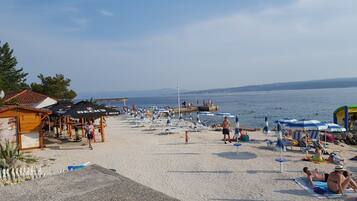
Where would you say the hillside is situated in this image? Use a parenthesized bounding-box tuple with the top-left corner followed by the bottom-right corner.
(187, 77, 357, 94)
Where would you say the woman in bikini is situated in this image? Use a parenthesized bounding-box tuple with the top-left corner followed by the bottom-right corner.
(327, 165, 357, 195)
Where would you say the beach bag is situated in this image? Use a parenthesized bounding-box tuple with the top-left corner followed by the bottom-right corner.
(241, 134, 249, 142)
(313, 187, 327, 195)
(325, 134, 335, 143)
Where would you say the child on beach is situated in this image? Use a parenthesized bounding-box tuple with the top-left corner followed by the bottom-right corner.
(222, 117, 231, 144)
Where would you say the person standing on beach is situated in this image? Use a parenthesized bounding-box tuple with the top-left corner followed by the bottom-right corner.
(222, 117, 231, 144)
(85, 121, 94, 150)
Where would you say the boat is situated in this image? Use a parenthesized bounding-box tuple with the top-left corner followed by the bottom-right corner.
(198, 111, 215, 116)
(215, 112, 235, 118)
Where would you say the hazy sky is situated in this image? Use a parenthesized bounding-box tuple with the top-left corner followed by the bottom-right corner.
(1, 0, 357, 92)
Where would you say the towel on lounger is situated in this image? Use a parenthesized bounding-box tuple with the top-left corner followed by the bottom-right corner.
(294, 177, 357, 199)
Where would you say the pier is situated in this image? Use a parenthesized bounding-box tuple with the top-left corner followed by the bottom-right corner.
(172, 105, 218, 114)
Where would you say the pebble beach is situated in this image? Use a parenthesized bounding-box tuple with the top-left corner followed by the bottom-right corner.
(25, 116, 357, 201)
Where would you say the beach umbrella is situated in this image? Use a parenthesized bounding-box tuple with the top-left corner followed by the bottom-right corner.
(105, 107, 120, 116)
(166, 116, 172, 126)
(263, 116, 269, 134)
(286, 120, 327, 158)
(189, 113, 193, 121)
(275, 122, 284, 150)
(179, 114, 183, 120)
(234, 115, 241, 141)
(47, 100, 74, 116)
(285, 119, 328, 131)
(322, 123, 346, 147)
(274, 121, 288, 173)
(196, 113, 201, 124)
(275, 118, 298, 126)
(325, 123, 346, 132)
(64, 101, 108, 119)
(233, 115, 242, 152)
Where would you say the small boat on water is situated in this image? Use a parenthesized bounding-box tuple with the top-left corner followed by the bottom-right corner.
(198, 111, 215, 116)
(215, 112, 235, 118)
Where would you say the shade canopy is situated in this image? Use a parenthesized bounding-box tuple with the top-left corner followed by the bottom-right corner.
(47, 100, 74, 116)
(275, 118, 298, 125)
(285, 119, 328, 130)
(326, 123, 347, 132)
(64, 101, 119, 119)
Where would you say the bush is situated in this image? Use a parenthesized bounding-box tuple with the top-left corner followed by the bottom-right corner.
(0, 140, 22, 169)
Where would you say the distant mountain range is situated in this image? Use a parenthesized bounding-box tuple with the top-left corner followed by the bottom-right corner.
(78, 77, 357, 98)
(78, 88, 187, 99)
(186, 77, 357, 94)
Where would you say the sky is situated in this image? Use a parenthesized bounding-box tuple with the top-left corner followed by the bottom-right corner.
(1, 0, 357, 93)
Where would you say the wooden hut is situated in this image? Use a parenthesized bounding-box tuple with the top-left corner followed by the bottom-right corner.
(0, 105, 51, 150)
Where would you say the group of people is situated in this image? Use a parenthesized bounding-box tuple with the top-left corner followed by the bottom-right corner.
(221, 116, 246, 144)
(303, 165, 357, 195)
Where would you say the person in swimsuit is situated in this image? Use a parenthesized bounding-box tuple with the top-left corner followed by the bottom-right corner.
(222, 116, 231, 144)
(85, 121, 94, 150)
(327, 165, 357, 195)
(303, 167, 329, 187)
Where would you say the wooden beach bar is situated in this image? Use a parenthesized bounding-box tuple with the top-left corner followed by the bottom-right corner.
(48, 101, 119, 142)
(0, 105, 51, 150)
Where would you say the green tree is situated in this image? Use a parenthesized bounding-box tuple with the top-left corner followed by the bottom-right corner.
(31, 74, 77, 100)
(0, 41, 28, 92)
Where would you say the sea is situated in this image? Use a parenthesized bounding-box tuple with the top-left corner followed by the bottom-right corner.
(106, 87, 357, 128)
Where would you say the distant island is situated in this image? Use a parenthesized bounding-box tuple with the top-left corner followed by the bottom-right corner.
(186, 77, 357, 94)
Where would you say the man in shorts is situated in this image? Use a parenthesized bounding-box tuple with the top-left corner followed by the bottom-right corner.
(222, 116, 231, 144)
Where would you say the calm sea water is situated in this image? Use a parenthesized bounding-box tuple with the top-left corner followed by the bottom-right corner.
(108, 87, 357, 128)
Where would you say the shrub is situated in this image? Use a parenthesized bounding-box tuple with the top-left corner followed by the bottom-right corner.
(0, 140, 22, 169)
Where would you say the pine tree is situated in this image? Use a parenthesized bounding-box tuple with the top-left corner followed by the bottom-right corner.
(0, 41, 28, 92)
(31, 74, 77, 100)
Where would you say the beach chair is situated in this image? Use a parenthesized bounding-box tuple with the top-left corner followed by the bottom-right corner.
(282, 130, 302, 150)
(298, 131, 321, 154)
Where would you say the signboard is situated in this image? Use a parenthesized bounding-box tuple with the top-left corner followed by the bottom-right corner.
(0, 117, 17, 143)
(21, 132, 40, 149)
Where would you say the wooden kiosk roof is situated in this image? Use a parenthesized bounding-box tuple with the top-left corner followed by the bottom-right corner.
(0, 105, 51, 114)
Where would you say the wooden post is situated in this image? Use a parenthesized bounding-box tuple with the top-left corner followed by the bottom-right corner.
(59, 117, 63, 135)
(81, 118, 85, 138)
(48, 116, 51, 134)
(39, 130, 44, 149)
(68, 117, 72, 139)
(16, 116, 23, 150)
(185, 131, 189, 144)
(100, 116, 105, 142)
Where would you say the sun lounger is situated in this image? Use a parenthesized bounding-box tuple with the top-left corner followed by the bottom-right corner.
(294, 177, 357, 199)
(281, 130, 302, 150)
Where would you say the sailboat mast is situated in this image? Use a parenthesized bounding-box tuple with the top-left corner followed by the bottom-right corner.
(177, 83, 181, 118)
